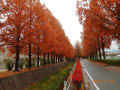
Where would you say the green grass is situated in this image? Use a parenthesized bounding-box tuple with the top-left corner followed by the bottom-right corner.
(106, 59, 120, 61)
(28, 62, 74, 90)
(91, 59, 120, 66)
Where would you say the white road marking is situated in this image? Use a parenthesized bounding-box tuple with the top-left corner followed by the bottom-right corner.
(82, 63, 100, 90)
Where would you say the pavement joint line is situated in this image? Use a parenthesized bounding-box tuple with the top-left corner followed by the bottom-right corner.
(81, 63, 100, 90)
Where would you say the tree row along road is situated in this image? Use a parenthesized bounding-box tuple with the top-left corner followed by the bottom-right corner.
(81, 59, 120, 90)
(0, 0, 75, 71)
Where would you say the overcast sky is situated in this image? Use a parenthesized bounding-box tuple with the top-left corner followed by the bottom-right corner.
(40, 0, 119, 50)
(40, 0, 83, 45)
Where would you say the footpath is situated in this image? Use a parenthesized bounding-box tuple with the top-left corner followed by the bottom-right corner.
(63, 60, 86, 90)
(63, 61, 76, 90)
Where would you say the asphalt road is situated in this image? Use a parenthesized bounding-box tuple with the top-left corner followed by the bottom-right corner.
(81, 59, 120, 90)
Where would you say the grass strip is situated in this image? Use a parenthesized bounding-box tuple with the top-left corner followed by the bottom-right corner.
(91, 59, 120, 66)
(28, 62, 74, 90)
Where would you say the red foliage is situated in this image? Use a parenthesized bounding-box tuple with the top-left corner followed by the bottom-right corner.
(72, 60, 83, 83)
(0, 0, 75, 71)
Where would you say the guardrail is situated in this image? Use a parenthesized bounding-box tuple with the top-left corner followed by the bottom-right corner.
(63, 63, 76, 90)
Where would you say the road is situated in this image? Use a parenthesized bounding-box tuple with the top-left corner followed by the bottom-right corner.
(81, 59, 120, 90)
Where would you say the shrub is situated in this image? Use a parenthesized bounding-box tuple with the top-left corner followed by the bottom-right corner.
(4, 59, 14, 71)
(40, 59, 44, 66)
(91, 59, 120, 66)
(19, 58, 25, 69)
(28, 62, 74, 90)
(25, 58, 37, 68)
(25, 62, 29, 68)
(31, 59, 36, 67)
(24, 58, 29, 68)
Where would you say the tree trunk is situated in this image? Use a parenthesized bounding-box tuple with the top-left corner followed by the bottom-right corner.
(102, 37, 106, 59)
(58, 56, 60, 62)
(98, 48, 102, 60)
(28, 44, 32, 69)
(97, 39, 102, 60)
(57, 56, 59, 63)
(56, 56, 58, 62)
(15, 47, 20, 71)
(51, 53, 53, 64)
(37, 46, 40, 67)
(48, 53, 50, 64)
(95, 49, 98, 60)
(43, 53, 46, 65)
(55, 55, 57, 63)
(54, 53, 55, 63)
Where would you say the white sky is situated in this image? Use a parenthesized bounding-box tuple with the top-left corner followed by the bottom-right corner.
(40, 0, 83, 45)
(40, 0, 119, 50)
(110, 41, 119, 50)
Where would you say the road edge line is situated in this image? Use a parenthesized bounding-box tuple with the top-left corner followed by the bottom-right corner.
(82, 63, 100, 90)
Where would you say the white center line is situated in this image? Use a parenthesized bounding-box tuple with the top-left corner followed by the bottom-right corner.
(82, 63, 100, 90)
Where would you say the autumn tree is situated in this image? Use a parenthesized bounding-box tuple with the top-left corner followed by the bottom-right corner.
(75, 41, 81, 58)
(0, 0, 75, 71)
(0, 0, 32, 71)
(76, 0, 119, 60)
(25, 0, 46, 68)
